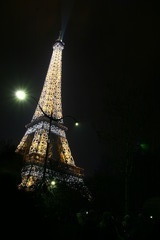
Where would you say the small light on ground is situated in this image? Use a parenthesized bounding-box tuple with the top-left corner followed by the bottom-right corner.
(51, 180, 56, 186)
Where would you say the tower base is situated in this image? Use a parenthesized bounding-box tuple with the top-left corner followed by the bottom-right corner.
(18, 164, 91, 201)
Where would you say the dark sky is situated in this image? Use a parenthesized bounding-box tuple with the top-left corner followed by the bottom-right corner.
(0, 0, 160, 176)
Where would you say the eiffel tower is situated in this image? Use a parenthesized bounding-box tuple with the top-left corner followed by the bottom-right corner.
(16, 33, 90, 199)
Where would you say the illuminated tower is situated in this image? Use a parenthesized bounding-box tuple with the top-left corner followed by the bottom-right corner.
(16, 34, 88, 197)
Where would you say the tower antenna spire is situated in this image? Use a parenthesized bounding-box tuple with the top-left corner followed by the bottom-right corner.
(57, 30, 63, 42)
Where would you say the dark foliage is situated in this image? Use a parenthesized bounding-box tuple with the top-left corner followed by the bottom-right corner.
(0, 141, 160, 239)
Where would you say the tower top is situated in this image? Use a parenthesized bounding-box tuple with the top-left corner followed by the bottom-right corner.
(55, 30, 65, 46)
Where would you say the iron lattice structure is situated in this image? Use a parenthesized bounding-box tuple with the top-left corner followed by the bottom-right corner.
(16, 36, 90, 198)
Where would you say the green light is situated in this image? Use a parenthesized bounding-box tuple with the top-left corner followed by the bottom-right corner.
(140, 143, 149, 151)
(15, 90, 27, 100)
(75, 122, 79, 126)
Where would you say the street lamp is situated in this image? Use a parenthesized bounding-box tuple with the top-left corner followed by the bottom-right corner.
(15, 90, 79, 126)
(53, 115, 79, 127)
(15, 90, 27, 101)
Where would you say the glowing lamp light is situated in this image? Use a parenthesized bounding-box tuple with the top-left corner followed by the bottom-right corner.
(15, 90, 27, 100)
(75, 122, 79, 126)
(51, 180, 56, 186)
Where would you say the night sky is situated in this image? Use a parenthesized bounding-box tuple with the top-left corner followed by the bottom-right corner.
(0, 0, 160, 177)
